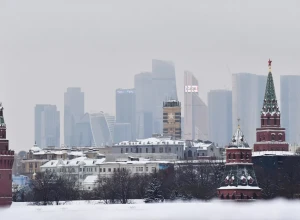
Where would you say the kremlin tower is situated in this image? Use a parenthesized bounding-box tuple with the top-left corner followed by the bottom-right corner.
(217, 121, 261, 200)
(0, 103, 14, 206)
(253, 59, 289, 152)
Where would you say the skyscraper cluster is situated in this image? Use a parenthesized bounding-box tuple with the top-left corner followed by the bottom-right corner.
(33, 59, 300, 149)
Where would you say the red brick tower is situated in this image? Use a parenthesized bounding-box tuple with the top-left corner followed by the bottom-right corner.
(0, 103, 14, 206)
(217, 121, 261, 200)
(253, 59, 289, 151)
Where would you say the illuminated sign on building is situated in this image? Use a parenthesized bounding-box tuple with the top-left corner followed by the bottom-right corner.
(184, 85, 198, 93)
(116, 89, 134, 94)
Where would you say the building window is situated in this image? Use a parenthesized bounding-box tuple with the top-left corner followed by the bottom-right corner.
(121, 148, 123, 153)
(261, 119, 264, 126)
(152, 167, 156, 172)
(267, 117, 270, 125)
(100, 168, 102, 172)
(126, 148, 128, 153)
(146, 148, 148, 153)
(136, 167, 139, 172)
(152, 148, 155, 153)
(271, 134, 275, 141)
(240, 152, 244, 159)
(146, 167, 148, 172)
(108, 168, 111, 172)
(233, 154, 236, 159)
(103, 168, 106, 172)
(114, 168, 116, 172)
(228, 153, 231, 159)
(274, 117, 277, 125)
(159, 147, 163, 153)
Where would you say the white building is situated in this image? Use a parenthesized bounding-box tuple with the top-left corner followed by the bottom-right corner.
(40, 156, 172, 190)
(112, 137, 185, 160)
(184, 140, 224, 160)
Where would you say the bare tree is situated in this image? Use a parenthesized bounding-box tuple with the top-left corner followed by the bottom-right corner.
(30, 170, 57, 205)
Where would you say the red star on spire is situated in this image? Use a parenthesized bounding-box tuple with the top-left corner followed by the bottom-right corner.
(268, 59, 272, 67)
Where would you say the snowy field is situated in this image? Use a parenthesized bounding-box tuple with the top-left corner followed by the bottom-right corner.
(1, 199, 300, 220)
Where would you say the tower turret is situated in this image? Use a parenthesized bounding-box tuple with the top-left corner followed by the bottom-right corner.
(0, 103, 14, 206)
(217, 120, 261, 200)
(254, 60, 289, 151)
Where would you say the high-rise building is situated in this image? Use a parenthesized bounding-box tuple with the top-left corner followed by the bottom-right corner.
(280, 75, 300, 144)
(89, 112, 115, 147)
(113, 123, 132, 143)
(184, 71, 208, 140)
(208, 90, 232, 146)
(0, 103, 14, 206)
(254, 59, 288, 151)
(135, 72, 154, 139)
(163, 100, 181, 139)
(35, 104, 60, 148)
(232, 73, 267, 147)
(73, 113, 94, 147)
(64, 87, 84, 147)
(116, 88, 136, 140)
(152, 59, 178, 134)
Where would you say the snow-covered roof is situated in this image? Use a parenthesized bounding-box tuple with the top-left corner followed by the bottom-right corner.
(40, 157, 106, 168)
(218, 186, 261, 190)
(252, 151, 295, 157)
(30, 146, 42, 153)
(83, 175, 98, 184)
(68, 151, 85, 156)
(103, 160, 170, 165)
(114, 137, 185, 146)
(228, 126, 249, 148)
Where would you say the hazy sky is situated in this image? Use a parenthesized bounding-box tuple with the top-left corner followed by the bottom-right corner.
(1, 0, 300, 151)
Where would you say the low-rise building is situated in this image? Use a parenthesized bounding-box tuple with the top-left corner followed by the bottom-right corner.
(184, 140, 224, 160)
(40, 156, 173, 190)
(112, 137, 185, 160)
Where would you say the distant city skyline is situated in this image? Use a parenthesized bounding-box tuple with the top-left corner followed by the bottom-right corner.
(2, 1, 300, 151)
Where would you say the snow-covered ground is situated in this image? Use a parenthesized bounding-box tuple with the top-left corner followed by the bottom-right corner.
(1, 199, 299, 220)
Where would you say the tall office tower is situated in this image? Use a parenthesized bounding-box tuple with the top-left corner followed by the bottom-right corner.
(163, 100, 181, 139)
(73, 113, 94, 147)
(208, 90, 232, 146)
(89, 112, 115, 146)
(64, 87, 84, 147)
(115, 88, 136, 140)
(232, 73, 267, 147)
(35, 104, 60, 148)
(281, 75, 300, 144)
(184, 71, 208, 140)
(135, 72, 154, 139)
(113, 123, 132, 143)
(152, 59, 178, 134)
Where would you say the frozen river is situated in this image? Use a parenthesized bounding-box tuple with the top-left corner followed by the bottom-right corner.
(0, 199, 299, 220)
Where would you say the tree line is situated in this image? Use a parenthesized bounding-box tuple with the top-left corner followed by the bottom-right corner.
(13, 158, 300, 205)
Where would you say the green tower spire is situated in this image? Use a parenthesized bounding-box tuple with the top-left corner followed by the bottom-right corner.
(262, 59, 279, 113)
(0, 103, 5, 126)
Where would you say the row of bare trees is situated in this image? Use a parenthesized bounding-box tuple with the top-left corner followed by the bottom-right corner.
(255, 157, 300, 199)
(13, 158, 300, 205)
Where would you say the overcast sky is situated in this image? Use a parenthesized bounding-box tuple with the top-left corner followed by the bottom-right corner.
(1, 0, 300, 151)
